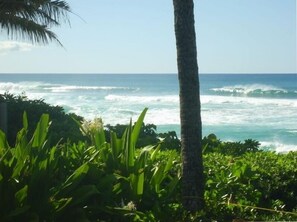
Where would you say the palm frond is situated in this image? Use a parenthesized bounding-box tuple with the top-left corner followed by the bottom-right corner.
(1, 13, 62, 46)
(0, 0, 70, 45)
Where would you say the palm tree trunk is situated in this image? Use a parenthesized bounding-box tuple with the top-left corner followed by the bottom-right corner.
(173, 0, 204, 211)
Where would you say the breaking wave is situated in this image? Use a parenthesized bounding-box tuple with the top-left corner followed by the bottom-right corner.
(210, 84, 297, 98)
(0, 82, 137, 94)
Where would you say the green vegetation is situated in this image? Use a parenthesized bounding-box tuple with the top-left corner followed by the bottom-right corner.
(0, 109, 180, 221)
(0, 0, 71, 45)
(0, 94, 297, 221)
(0, 93, 85, 146)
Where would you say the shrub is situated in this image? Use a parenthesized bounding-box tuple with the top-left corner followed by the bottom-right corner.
(202, 133, 260, 156)
(203, 151, 297, 221)
(0, 93, 85, 146)
(0, 109, 181, 221)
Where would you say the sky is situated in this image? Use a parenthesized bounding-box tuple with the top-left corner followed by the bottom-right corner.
(0, 0, 296, 74)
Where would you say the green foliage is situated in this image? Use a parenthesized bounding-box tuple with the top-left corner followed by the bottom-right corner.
(1, 93, 181, 151)
(0, 112, 68, 221)
(0, 108, 181, 221)
(0, 93, 85, 146)
(105, 123, 181, 150)
(203, 133, 261, 156)
(203, 151, 297, 221)
(0, 0, 71, 45)
(76, 108, 182, 221)
(158, 131, 181, 150)
(1, 99, 296, 221)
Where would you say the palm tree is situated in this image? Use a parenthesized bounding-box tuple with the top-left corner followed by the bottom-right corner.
(0, 0, 71, 143)
(0, 0, 70, 45)
(173, 0, 204, 211)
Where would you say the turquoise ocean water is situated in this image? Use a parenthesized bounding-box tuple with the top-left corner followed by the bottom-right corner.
(0, 74, 296, 152)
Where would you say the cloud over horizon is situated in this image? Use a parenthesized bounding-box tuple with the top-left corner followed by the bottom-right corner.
(0, 41, 34, 55)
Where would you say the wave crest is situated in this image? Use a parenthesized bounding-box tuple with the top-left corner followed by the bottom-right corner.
(210, 84, 296, 98)
(0, 82, 137, 93)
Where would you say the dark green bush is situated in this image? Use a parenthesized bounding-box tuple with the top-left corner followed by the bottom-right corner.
(105, 123, 181, 150)
(203, 133, 260, 156)
(0, 93, 85, 146)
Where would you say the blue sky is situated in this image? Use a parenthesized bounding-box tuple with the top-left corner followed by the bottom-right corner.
(0, 0, 296, 74)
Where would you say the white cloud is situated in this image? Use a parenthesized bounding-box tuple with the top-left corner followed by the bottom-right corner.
(0, 41, 34, 55)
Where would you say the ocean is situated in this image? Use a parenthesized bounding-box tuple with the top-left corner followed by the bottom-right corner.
(0, 73, 296, 152)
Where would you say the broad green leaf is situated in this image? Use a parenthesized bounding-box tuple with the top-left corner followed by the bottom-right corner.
(15, 128, 28, 156)
(131, 108, 148, 146)
(167, 176, 180, 195)
(151, 164, 166, 193)
(93, 129, 106, 149)
(134, 147, 149, 171)
(0, 130, 9, 151)
(32, 114, 50, 148)
(22, 111, 28, 130)
(61, 163, 89, 191)
(150, 144, 161, 161)
(136, 172, 144, 195)
(15, 185, 28, 204)
(110, 131, 122, 160)
(72, 117, 88, 136)
(164, 151, 175, 173)
(125, 122, 134, 169)
(12, 160, 25, 178)
(68, 163, 89, 182)
(49, 146, 57, 163)
(52, 198, 72, 212)
(98, 129, 106, 146)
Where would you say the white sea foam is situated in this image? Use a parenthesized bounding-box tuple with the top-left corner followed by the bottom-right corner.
(260, 141, 297, 153)
(0, 82, 136, 94)
(25, 92, 296, 128)
(145, 108, 180, 125)
(0, 82, 42, 94)
(201, 95, 297, 107)
(1, 77, 296, 152)
(44, 85, 134, 93)
(105, 94, 179, 104)
(211, 84, 287, 93)
(287, 130, 297, 134)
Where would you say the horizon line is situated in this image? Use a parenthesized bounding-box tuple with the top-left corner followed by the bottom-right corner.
(1, 72, 296, 75)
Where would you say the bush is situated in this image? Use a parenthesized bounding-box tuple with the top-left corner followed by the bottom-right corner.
(203, 151, 297, 221)
(105, 123, 181, 150)
(0, 93, 85, 146)
(1, 94, 296, 221)
(0, 109, 181, 221)
(202, 133, 260, 156)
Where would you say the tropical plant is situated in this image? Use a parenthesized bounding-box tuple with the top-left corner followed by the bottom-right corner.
(0, 108, 182, 221)
(173, 0, 204, 211)
(0, 0, 71, 45)
(202, 133, 261, 156)
(0, 93, 85, 146)
(203, 151, 297, 221)
(0, 112, 72, 221)
(105, 123, 181, 150)
(77, 108, 182, 221)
